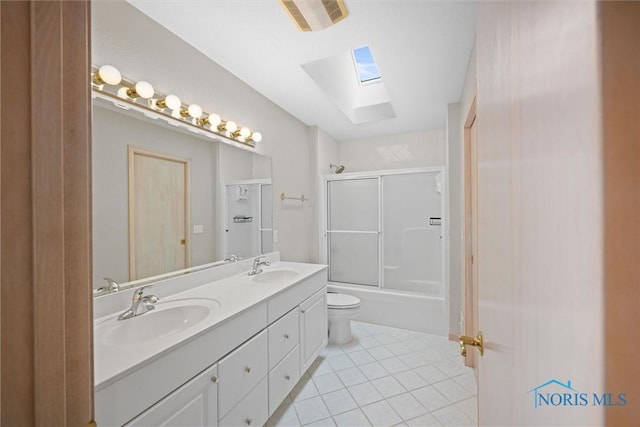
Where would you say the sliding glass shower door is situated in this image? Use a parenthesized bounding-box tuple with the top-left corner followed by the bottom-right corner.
(325, 170, 444, 297)
(327, 178, 379, 286)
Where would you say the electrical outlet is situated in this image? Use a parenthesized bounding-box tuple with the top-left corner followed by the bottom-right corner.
(193, 225, 204, 234)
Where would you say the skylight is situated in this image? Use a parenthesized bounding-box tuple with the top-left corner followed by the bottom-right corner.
(352, 45, 382, 84)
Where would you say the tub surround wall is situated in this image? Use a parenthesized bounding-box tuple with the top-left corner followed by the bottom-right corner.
(339, 129, 446, 173)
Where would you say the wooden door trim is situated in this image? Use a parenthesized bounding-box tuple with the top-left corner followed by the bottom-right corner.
(1, 1, 93, 424)
(463, 95, 477, 368)
(128, 146, 192, 279)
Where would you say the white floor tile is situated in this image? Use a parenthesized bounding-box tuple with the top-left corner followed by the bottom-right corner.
(433, 359, 470, 378)
(347, 381, 384, 406)
(358, 361, 389, 380)
(405, 412, 442, 427)
(386, 392, 429, 421)
(432, 379, 473, 403)
(268, 399, 301, 427)
(417, 349, 448, 364)
(452, 371, 477, 394)
(321, 345, 346, 358)
(348, 349, 376, 366)
(308, 357, 334, 378)
(393, 370, 429, 391)
(455, 396, 477, 423)
(358, 335, 383, 349)
(403, 338, 429, 352)
(361, 400, 403, 427)
(335, 366, 368, 387)
(410, 385, 451, 412)
(327, 354, 356, 372)
(333, 408, 372, 427)
(313, 372, 345, 394)
(294, 396, 331, 425)
(340, 340, 365, 353)
(374, 333, 400, 345)
(431, 404, 475, 427)
(378, 357, 411, 375)
(397, 352, 428, 369)
(367, 346, 395, 361)
(290, 377, 320, 402)
(321, 388, 358, 416)
(370, 375, 407, 399)
(386, 342, 412, 356)
(414, 365, 448, 384)
(303, 417, 336, 426)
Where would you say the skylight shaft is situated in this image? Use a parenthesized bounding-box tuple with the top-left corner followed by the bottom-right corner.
(352, 45, 382, 84)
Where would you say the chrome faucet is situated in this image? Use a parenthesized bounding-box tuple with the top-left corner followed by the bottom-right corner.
(94, 277, 120, 296)
(118, 285, 159, 320)
(224, 254, 240, 263)
(248, 256, 270, 276)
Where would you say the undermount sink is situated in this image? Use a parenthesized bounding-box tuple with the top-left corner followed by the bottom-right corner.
(97, 298, 221, 347)
(250, 269, 298, 284)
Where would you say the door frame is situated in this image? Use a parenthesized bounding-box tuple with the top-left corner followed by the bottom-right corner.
(463, 96, 477, 368)
(128, 146, 191, 280)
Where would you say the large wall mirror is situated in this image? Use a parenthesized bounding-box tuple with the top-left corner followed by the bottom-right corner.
(92, 98, 272, 294)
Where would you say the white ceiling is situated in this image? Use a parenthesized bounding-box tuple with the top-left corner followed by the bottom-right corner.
(128, 0, 476, 142)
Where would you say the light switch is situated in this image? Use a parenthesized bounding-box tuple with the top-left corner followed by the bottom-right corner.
(273, 230, 278, 243)
(193, 225, 204, 234)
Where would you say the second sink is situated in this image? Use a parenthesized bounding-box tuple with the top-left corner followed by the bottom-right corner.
(250, 269, 298, 284)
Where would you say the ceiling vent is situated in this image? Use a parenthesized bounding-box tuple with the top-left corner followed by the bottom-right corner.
(279, 0, 349, 32)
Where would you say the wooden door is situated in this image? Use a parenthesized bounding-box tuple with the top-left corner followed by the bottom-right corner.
(129, 147, 190, 280)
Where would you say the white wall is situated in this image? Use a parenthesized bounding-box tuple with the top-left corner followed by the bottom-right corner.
(339, 129, 446, 173)
(447, 45, 476, 336)
(93, 1, 314, 263)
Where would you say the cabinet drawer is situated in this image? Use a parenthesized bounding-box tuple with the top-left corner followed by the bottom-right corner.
(218, 330, 268, 418)
(268, 346, 300, 416)
(219, 377, 268, 427)
(268, 308, 299, 369)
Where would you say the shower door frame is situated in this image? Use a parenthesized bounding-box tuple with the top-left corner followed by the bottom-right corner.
(320, 167, 447, 297)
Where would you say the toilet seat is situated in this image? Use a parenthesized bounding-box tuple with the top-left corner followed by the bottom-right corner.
(327, 293, 360, 309)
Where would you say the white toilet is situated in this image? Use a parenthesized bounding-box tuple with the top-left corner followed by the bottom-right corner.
(327, 293, 361, 344)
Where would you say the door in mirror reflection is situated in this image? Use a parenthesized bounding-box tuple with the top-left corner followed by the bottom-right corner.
(129, 147, 190, 279)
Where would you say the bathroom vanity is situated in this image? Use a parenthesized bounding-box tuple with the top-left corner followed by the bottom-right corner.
(93, 256, 327, 426)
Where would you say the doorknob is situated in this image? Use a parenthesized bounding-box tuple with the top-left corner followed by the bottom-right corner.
(459, 331, 483, 357)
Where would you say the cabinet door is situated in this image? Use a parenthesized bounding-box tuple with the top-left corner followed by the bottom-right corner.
(299, 288, 328, 373)
(125, 364, 218, 427)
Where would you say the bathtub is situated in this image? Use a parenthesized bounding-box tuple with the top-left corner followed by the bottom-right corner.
(327, 284, 447, 336)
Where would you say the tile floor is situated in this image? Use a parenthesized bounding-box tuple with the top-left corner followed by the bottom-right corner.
(267, 321, 477, 427)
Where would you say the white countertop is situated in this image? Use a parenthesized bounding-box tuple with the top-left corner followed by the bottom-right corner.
(94, 261, 327, 390)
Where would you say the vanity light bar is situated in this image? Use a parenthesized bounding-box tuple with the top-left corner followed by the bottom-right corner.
(90, 65, 262, 148)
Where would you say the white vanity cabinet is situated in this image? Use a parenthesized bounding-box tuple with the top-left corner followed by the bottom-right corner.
(95, 263, 327, 427)
(300, 288, 328, 373)
(125, 364, 218, 427)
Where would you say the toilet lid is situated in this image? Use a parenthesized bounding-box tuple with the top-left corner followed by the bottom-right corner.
(327, 293, 360, 309)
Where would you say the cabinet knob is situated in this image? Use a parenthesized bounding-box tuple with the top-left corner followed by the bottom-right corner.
(245, 418, 252, 425)
(245, 366, 251, 373)
(285, 374, 290, 380)
(210, 376, 218, 383)
(284, 333, 289, 339)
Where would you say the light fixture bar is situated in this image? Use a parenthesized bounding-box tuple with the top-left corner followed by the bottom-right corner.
(90, 66, 262, 148)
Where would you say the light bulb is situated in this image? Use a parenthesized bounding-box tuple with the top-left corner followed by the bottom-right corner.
(126, 81, 154, 99)
(250, 132, 262, 143)
(207, 113, 221, 127)
(135, 81, 154, 99)
(239, 127, 251, 138)
(156, 94, 181, 110)
(93, 65, 121, 86)
(188, 104, 203, 118)
(225, 121, 238, 133)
